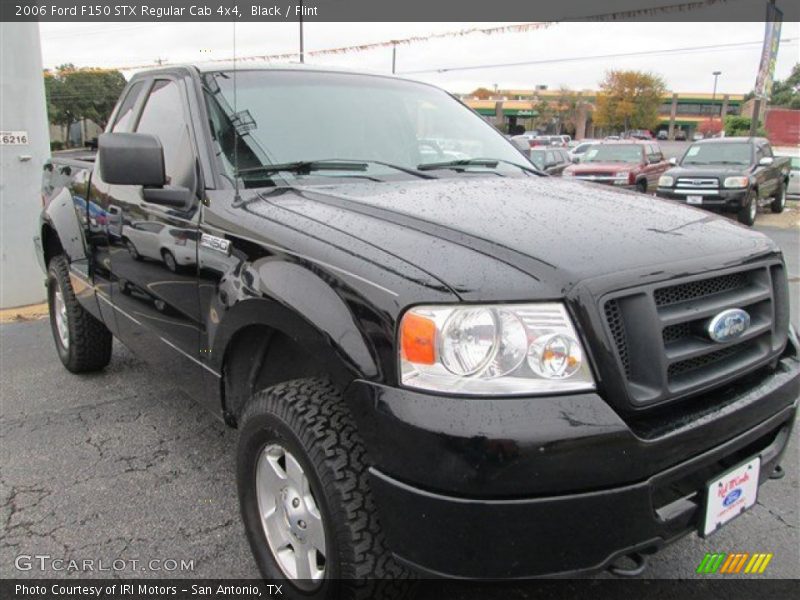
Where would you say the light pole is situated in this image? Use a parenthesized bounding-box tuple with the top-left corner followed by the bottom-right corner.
(299, 0, 304, 63)
(712, 71, 722, 133)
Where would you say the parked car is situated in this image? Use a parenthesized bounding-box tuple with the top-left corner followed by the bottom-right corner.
(529, 147, 571, 175)
(674, 130, 687, 141)
(567, 140, 598, 163)
(562, 140, 671, 193)
(656, 137, 791, 226)
(121, 221, 196, 272)
(776, 150, 799, 197)
(625, 129, 653, 140)
(35, 64, 798, 596)
(692, 132, 704, 141)
(604, 135, 620, 141)
(657, 130, 669, 140)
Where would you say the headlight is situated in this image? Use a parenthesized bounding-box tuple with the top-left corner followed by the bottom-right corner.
(613, 171, 632, 185)
(658, 175, 674, 187)
(724, 176, 749, 188)
(399, 303, 595, 395)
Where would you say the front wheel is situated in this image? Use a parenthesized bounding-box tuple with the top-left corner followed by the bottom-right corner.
(162, 249, 177, 273)
(771, 181, 786, 213)
(237, 379, 412, 600)
(636, 179, 647, 194)
(737, 189, 758, 226)
(47, 255, 113, 372)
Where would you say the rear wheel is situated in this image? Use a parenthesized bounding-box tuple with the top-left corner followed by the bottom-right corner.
(771, 181, 786, 214)
(237, 378, 413, 599)
(636, 179, 647, 194)
(737, 189, 758, 226)
(162, 249, 177, 272)
(125, 239, 141, 260)
(47, 255, 112, 373)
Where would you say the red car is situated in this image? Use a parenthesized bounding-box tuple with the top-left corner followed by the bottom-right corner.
(562, 141, 670, 193)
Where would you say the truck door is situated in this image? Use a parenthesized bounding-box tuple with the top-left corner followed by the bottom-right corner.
(103, 76, 206, 401)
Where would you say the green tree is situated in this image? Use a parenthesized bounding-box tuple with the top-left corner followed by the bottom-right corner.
(43, 64, 127, 146)
(595, 70, 667, 133)
(769, 63, 800, 109)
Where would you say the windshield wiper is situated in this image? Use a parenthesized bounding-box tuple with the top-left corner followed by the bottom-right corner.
(417, 158, 542, 175)
(237, 159, 436, 180)
(707, 160, 748, 165)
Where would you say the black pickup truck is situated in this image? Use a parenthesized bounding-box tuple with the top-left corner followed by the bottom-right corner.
(656, 137, 790, 226)
(35, 65, 798, 598)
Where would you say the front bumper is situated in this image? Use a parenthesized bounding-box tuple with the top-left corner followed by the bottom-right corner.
(656, 187, 749, 211)
(346, 351, 799, 578)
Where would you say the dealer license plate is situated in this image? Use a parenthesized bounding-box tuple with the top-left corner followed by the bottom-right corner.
(702, 456, 760, 536)
(687, 195, 703, 205)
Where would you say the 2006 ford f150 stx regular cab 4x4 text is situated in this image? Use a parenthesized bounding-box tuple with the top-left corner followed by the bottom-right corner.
(35, 65, 798, 599)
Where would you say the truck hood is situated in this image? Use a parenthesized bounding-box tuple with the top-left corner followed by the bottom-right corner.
(248, 176, 778, 302)
(568, 161, 639, 173)
(666, 165, 751, 178)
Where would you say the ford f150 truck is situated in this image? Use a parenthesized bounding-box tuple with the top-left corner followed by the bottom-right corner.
(656, 137, 790, 226)
(562, 140, 670, 193)
(35, 65, 798, 599)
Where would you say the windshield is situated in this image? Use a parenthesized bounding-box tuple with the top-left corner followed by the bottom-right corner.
(202, 70, 531, 187)
(529, 150, 546, 170)
(582, 144, 643, 163)
(681, 142, 752, 166)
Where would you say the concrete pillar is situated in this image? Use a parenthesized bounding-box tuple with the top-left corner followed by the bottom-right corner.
(721, 94, 729, 120)
(667, 93, 678, 140)
(0, 23, 50, 308)
(494, 101, 504, 132)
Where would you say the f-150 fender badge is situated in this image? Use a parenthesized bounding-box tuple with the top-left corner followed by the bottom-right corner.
(200, 233, 232, 256)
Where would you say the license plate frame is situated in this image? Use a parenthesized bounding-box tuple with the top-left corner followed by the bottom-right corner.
(687, 195, 703, 205)
(701, 455, 760, 537)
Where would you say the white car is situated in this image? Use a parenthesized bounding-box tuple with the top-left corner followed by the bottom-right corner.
(776, 150, 800, 197)
(121, 221, 196, 272)
(567, 140, 599, 163)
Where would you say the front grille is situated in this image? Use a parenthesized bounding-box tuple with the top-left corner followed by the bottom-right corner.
(655, 272, 748, 306)
(601, 262, 789, 407)
(676, 177, 718, 189)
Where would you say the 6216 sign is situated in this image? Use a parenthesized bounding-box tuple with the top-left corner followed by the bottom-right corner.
(1, 131, 29, 145)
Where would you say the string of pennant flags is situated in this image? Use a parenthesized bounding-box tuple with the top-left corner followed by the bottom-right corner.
(44, 0, 734, 73)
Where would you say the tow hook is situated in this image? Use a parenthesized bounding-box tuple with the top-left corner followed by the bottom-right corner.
(608, 552, 649, 577)
(769, 464, 785, 480)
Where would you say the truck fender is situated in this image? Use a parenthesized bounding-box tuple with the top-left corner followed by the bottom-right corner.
(207, 256, 381, 388)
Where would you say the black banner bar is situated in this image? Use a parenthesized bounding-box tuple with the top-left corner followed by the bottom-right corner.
(3, 0, 799, 22)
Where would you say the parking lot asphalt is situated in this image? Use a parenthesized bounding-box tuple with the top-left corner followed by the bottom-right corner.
(0, 224, 798, 594)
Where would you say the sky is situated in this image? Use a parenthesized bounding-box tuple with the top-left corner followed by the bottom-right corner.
(38, 21, 800, 95)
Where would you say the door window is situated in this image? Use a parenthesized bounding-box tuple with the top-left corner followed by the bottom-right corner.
(136, 80, 196, 190)
(111, 81, 145, 133)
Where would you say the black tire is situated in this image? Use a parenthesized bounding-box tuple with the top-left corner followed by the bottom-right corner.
(771, 181, 786, 214)
(737, 189, 758, 226)
(162, 249, 177, 273)
(124, 239, 141, 260)
(636, 179, 647, 194)
(47, 255, 113, 373)
(237, 378, 413, 600)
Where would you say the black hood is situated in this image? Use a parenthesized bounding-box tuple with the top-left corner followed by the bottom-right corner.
(239, 176, 778, 302)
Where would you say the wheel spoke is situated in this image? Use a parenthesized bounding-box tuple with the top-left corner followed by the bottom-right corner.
(263, 508, 291, 549)
(259, 453, 287, 496)
(304, 511, 326, 554)
(285, 452, 305, 490)
(294, 547, 314, 580)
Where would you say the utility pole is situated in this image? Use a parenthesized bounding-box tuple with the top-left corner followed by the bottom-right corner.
(391, 42, 396, 74)
(712, 71, 721, 131)
(299, 0, 304, 63)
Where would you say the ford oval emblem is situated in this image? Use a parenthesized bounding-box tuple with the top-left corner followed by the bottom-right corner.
(707, 308, 750, 343)
(723, 488, 743, 507)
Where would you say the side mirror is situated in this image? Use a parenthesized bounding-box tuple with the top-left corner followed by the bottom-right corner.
(99, 133, 165, 186)
(669, 157, 678, 166)
(758, 156, 774, 166)
(142, 186, 195, 209)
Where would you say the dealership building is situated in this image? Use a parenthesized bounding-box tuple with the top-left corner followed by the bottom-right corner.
(461, 88, 746, 139)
